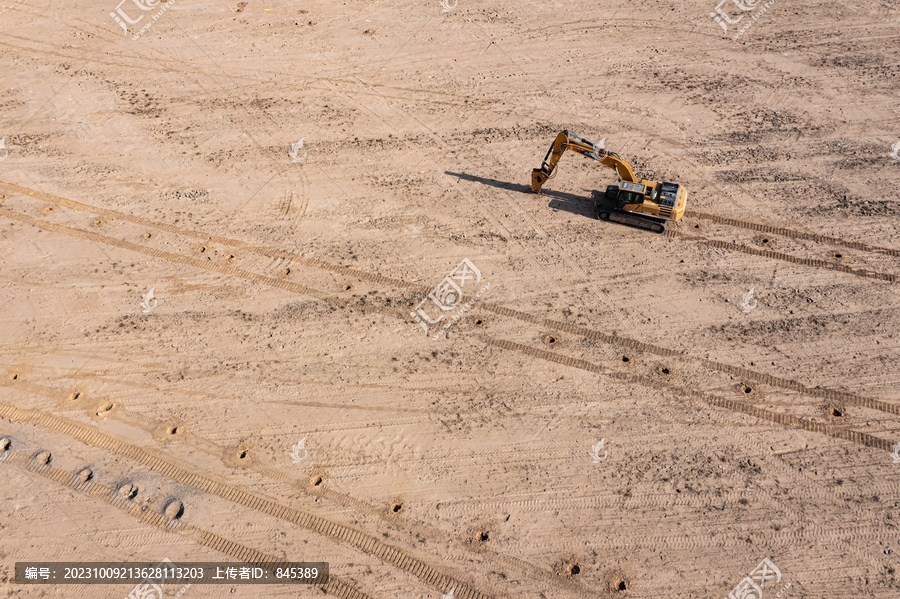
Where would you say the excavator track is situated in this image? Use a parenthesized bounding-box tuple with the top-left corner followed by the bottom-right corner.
(597, 206, 667, 234)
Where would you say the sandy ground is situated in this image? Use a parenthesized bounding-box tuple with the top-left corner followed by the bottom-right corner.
(1, 0, 899, 597)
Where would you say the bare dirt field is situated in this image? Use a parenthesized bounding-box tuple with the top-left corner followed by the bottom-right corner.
(1, 0, 899, 597)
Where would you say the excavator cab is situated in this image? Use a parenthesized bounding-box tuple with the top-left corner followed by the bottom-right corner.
(608, 181, 646, 208)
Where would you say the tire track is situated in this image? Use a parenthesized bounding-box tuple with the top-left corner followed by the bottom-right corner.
(0, 377, 601, 597)
(3, 189, 898, 424)
(688, 211, 900, 257)
(1, 371, 760, 491)
(0, 453, 367, 599)
(0, 180, 425, 292)
(0, 205, 332, 299)
(518, 17, 724, 41)
(728, 428, 900, 566)
(601, 521, 890, 554)
(6, 177, 895, 290)
(0, 33, 527, 120)
(477, 304, 900, 420)
(0, 401, 492, 599)
(0, 181, 246, 248)
(440, 466, 900, 517)
(475, 335, 893, 451)
(664, 229, 896, 283)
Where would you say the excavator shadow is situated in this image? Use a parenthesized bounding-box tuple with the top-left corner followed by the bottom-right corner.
(445, 171, 597, 219)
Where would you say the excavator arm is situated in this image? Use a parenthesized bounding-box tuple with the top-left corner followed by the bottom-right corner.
(531, 130, 637, 193)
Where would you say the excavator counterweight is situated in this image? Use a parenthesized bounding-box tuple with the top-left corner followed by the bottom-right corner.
(531, 130, 687, 233)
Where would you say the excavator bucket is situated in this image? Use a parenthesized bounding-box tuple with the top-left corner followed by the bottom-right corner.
(531, 168, 550, 193)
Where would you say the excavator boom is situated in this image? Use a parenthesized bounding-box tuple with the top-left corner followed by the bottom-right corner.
(530, 130, 687, 232)
(531, 131, 637, 192)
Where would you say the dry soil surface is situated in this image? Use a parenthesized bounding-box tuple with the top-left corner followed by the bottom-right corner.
(1, 1, 899, 598)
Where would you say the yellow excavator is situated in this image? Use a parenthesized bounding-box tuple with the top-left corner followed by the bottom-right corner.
(531, 131, 687, 233)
